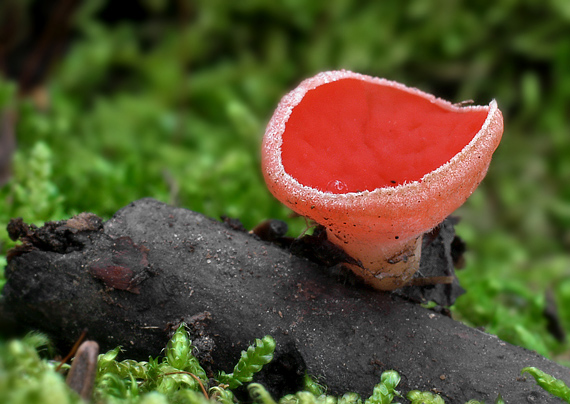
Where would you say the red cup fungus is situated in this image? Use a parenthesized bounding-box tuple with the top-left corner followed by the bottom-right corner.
(262, 70, 504, 291)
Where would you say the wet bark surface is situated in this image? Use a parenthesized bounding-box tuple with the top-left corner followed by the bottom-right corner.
(2, 198, 569, 403)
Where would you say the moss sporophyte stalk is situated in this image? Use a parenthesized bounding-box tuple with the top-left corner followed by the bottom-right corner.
(261, 70, 504, 291)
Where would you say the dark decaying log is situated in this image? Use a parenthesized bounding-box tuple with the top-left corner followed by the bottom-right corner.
(1, 198, 569, 403)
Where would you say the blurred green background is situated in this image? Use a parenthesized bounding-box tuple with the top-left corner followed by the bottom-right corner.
(0, 0, 569, 364)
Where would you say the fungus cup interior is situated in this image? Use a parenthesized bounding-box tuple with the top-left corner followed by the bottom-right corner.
(281, 78, 489, 193)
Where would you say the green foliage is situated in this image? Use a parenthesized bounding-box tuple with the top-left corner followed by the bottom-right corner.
(521, 367, 570, 403)
(494, 395, 506, 404)
(365, 370, 401, 404)
(452, 227, 570, 360)
(166, 324, 207, 380)
(0, 333, 81, 404)
(0, 256, 6, 291)
(0, 79, 15, 108)
(2, 334, 566, 404)
(209, 386, 237, 404)
(94, 324, 208, 401)
(0, 138, 66, 280)
(464, 395, 506, 404)
(0, 326, 279, 404)
(277, 371, 399, 404)
(338, 393, 364, 404)
(303, 374, 326, 397)
(8, 141, 65, 222)
(249, 384, 278, 404)
(218, 335, 276, 389)
(408, 392, 507, 404)
(407, 390, 444, 404)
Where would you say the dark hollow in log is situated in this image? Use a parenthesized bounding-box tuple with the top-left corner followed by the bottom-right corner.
(2, 198, 569, 402)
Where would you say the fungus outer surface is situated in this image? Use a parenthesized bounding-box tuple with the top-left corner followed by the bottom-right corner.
(281, 78, 489, 193)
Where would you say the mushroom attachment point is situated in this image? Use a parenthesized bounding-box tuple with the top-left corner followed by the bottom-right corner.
(262, 70, 504, 291)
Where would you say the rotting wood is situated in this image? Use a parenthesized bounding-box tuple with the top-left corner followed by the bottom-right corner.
(1, 198, 568, 402)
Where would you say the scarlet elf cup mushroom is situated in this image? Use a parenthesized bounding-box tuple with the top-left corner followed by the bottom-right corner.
(261, 70, 504, 291)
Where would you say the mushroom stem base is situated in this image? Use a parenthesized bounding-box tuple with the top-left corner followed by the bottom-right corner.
(328, 234, 423, 291)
